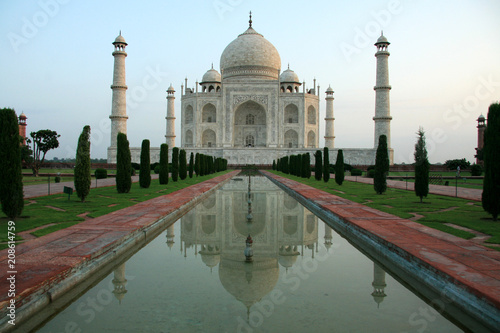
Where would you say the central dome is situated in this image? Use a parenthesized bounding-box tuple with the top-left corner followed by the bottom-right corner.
(220, 26, 281, 80)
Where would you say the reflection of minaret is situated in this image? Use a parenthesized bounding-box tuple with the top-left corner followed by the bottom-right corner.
(371, 263, 387, 307)
(112, 263, 128, 304)
(324, 224, 333, 251)
(166, 224, 175, 250)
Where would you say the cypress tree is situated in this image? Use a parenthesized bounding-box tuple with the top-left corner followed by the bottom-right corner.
(116, 132, 132, 193)
(74, 125, 91, 202)
(159, 143, 169, 185)
(482, 103, 500, 220)
(139, 139, 151, 188)
(323, 147, 330, 183)
(195, 153, 200, 176)
(315, 150, 322, 181)
(374, 135, 389, 194)
(272, 160, 276, 170)
(172, 147, 179, 181)
(283, 156, 289, 174)
(179, 149, 187, 180)
(189, 152, 194, 178)
(305, 153, 311, 179)
(335, 149, 345, 185)
(0, 108, 24, 219)
(414, 128, 430, 203)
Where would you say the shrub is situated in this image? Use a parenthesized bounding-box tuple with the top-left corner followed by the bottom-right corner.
(367, 169, 375, 178)
(351, 168, 362, 176)
(74, 125, 91, 202)
(131, 162, 140, 170)
(335, 149, 344, 185)
(374, 135, 389, 194)
(172, 147, 179, 181)
(471, 164, 482, 176)
(55, 176, 61, 183)
(159, 144, 169, 184)
(116, 132, 132, 193)
(179, 149, 187, 180)
(95, 168, 108, 179)
(323, 147, 330, 183)
(139, 139, 151, 188)
(154, 165, 160, 174)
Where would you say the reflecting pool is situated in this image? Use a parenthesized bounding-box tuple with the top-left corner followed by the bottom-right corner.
(37, 176, 463, 332)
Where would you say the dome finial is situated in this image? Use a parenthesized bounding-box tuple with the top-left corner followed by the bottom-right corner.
(249, 11, 252, 28)
(119, 30, 122, 36)
(287, 63, 290, 70)
(211, 62, 214, 69)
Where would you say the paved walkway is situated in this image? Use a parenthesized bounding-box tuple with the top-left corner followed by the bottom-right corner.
(263, 171, 500, 331)
(345, 175, 482, 201)
(23, 174, 159, 198)
(0, 171, 238, 331)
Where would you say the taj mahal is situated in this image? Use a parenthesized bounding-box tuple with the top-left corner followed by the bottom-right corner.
(107, 14, 394, 165)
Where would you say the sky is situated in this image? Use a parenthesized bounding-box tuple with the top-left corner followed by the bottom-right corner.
(1, 0, 499, 164)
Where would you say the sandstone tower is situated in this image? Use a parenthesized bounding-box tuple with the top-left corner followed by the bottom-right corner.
(373, 32, 392, 148)
(18, 112, 27, 145)
(324, 86, 335, 149)
(165, 84, 176, 148)
(476, 114, 486, 165)
(108, 32, 128, 162)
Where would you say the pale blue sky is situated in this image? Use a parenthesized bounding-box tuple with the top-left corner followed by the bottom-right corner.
(1, 0, 499, 164)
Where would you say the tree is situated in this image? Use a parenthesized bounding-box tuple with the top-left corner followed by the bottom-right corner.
(189, 152, 194, 178)
(414, 128, 430, 203)
(116, 132, 132, 193)
(0, 108, 24, 219)
(30, 129, 60, 176)
(74, 125, 91, 202)
(444, 158, 470, 171)
(139, 139, 151, 188)
(335, 149, 345, 185)
(195, 153, 200, 176)
(323, 147, 330, 183)
(159, 144, 169, 185)
(315, 150, 322, 181)
(179, 149, 187, 180)
(374, 135, 389, 194)
(482, 103, 500, 221)
(302, 153, 310, 178)
(172, 147, 179, 181)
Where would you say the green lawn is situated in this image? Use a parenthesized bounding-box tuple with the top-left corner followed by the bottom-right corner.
(21, 168, 118, 186)
(0, 171, 230, 250)
(269, 171, 499, 249)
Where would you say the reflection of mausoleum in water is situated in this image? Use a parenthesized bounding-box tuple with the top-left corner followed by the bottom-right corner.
(180, 176, 319, 310)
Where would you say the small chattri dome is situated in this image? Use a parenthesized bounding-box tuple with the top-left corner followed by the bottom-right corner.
(113, 32, 127, 45)
(280, 67, 300, 83)
(19, 112, 27, 119)
(202, 67, 222, 83)
(326, 85, 334, 93)
(375, 33, 389, 45)
(478, 114, 486, 121)
(167, 84, 175, 92)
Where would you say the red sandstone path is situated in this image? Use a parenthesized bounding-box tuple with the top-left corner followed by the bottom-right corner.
(23, 174, 159, 199)
(345, 175, 482, 201)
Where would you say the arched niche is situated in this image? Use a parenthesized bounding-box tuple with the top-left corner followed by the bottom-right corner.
(233, 100, 267, 147)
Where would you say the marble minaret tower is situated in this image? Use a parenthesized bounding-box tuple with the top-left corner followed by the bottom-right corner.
(324, 86, 335, 149)
(108, 32, 128, 162)
(165, 84, 176, 148)
(373, 32, 392, 149)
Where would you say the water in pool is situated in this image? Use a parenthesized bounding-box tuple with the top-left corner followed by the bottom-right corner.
(36, 176, 463, 332)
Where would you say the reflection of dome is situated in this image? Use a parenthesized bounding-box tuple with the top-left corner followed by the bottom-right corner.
(280, 68, 300, 83)
(220, 26, 281, 80)
(200, 245, 221, 269)
(219, 258, 279, 309)
(279, 245, 300, 269)
(202, 67, 221, 83)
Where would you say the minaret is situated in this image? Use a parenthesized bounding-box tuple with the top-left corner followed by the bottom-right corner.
(476, 114, 486, 165)
(165, 84, 176, 148)
(373, 32, 392, 148)
(371, 263, 387, 307)
(324, 86, 335, 149)
(109, 32, 128, 150)
(18, 112, 27, 146)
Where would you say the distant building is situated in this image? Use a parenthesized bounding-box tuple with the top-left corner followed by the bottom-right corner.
(475, 114, 486, 165)
(18, 112, 27, 145)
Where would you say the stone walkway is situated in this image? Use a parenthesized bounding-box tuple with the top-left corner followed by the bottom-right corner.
(0, 171, 238, 331)
(23, 174, 159, 199)
(263, 171, 500, 331)
(345, 175, 482, 201)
